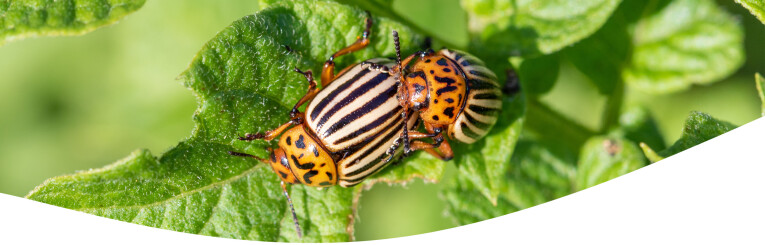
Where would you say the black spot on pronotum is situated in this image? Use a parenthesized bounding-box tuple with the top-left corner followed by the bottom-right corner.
(443, 68, 451, 73)
(326, 172, 333, 180)
(320, 163, 326, 167)
(444, 107, 455, 118)
(430, 70, 435, 74)
(303, 170, 319, 184)
(414, 83, 426, 94)
(436, 58, 448, 66)
(295, 135, 306, 149)
(432, 115, 440, 121)
(285, 136, 292, 145)
(291, 155, 314, 170)
(445, 98, 455, 103)
(434, 99, 438, 104)
(425, 59, 431, 63)
(311, 145, 320, 157)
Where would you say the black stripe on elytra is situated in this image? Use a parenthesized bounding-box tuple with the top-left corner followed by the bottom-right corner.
(469, 69, 493, 80)
(302, 170, 319, 184)
(316, 72, 389, 131)
(311, 145, 320, 157)
(321, 81, 397, 138)
(443, 107, 455, 118)
(474, 92, 500, 100)
(469, 78, 500, 90)
(468, 104, 501, 117)
(291, 154, 315, 170)
(345, 115, 402, 169)
(464, 111, 491, 129)
(460, 122, 481, 139)
(344, 154, 391, 184)
(310, 68, 371, 121)
(332, 107, 399, 145)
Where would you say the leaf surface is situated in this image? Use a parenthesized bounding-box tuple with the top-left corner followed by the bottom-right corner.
(658, 111, 737, 158)
(576, 136, 645, 190)
(0, 0, 145, 46)
(735, 0, 765, 25)
(461, 0, 622, 57)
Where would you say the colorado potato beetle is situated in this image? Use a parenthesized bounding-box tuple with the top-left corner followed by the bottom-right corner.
(390, 31, 502, 160)
(229, 16, 417, 238)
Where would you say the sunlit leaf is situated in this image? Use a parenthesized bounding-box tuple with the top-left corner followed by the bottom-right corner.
(576, 136, 645, 190)
(659, 111, 737, 158)
(0, 0, 146, 46)
(735, 0, 765, 25)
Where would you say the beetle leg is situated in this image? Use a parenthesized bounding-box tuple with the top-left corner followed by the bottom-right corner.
(239, 118, 298, 141)
(290, 67, 318, 119)
(322, 13, 373, 86)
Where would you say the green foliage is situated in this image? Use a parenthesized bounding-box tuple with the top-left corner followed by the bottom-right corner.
(461, 0, 622, 57)
(0, 0, 145, 46)
(576, 136, 645, 190)
(16, 0, 759, 241)
(624, 0, 744, 94)
(735, 0, 765, 25)
(658, 112, 737, 158)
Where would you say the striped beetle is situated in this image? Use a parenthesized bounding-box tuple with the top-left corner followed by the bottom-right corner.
(229, 16, 417, 238)
(390, 31, 502, 160)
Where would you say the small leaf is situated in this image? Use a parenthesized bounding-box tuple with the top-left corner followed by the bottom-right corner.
(756, 73, 765, 116)
(0, 0, 146, 46)
(461, 0, 622, 57)
(659, 111, 736, 158)
(26, 0, 427, 241)
(575, 136, 645, 190)
(624, 0, 744, 94)
(616, 106, 666, 151)
(510, 54, 560, 96)
(451, 91, 526, 205)
(735, 0, 765, 25)
(442, 138, 575, 225)
(640, 142, 664, 163)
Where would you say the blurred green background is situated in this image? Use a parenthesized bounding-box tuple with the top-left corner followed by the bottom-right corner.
(0, 0, 761, 241)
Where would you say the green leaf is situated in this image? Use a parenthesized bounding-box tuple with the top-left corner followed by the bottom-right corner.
(735, 0, 765, 25)
(442, 138, 575, 225)
(756, 73, 765, 116)
(575, 136, 645, 190)
(26, 0, 429, 241)
(451, 91, 526, 205)
(462, 0, 622, 57)
(624, 0, 744, 94)
(564, 7, 629, 95)
(0, 0, 146, 46)
(510, 54, 560, 96)
(639, 142, 664, 163)
(366, 152, 445, 186)
(616, 106, 666, 151)
(659, 111, 736, 158)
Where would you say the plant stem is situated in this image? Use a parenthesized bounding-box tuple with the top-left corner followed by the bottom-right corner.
(600, 78, 624, 133)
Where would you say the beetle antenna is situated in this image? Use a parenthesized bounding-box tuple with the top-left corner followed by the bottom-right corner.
(281, 181, 303, 239)
(392, 30, 402, 76)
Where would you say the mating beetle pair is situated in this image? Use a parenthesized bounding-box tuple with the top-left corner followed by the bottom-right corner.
(229, 14, 502, 237)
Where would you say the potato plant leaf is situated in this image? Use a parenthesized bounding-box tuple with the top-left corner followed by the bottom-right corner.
(25, 0, 438, 241)
(0, 0, 146, 46)
(616, 106, 666, 152)
(461, 0, 622, 57)
(442, 138, 575, 225)
(735, 0, 765, 25)
(511, 54, 560, 96)
(658, 111, 737, 158)
(624, 0, 744, 94)
(575, 136, 645, 190)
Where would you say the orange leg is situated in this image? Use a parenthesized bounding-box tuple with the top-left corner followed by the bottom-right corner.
(403, 123, 454, 161)
(321, 14, 373, 86)
(289, 68, 318, 119)
(239, 118, 298, 141)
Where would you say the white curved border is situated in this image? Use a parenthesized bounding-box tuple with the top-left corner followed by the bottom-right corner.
(2, 118, 764, 244)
